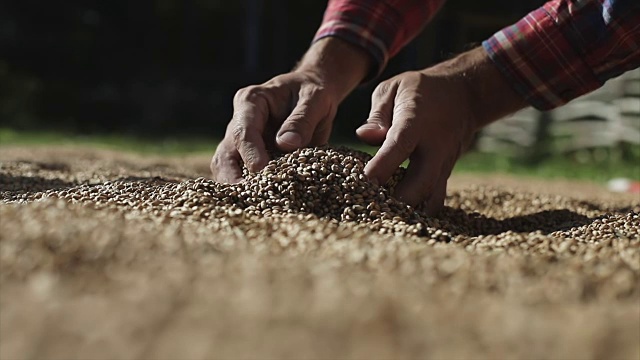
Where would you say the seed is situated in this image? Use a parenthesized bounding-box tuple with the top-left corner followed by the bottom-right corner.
(2, 145, 638, 255)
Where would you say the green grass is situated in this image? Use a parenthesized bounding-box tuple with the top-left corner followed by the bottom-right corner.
(453, 151, 639, 182)
(2, 127, 638, 183)
(0, 128, 217, 155)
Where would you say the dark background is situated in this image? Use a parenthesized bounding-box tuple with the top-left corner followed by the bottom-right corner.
(0, 0, 545, 142)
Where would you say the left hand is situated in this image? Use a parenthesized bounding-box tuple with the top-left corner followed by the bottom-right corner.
(356, 70, 477, 215)
(357, 47, 528, 215)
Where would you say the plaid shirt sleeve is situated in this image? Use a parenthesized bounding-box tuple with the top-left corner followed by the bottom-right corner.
(313, 0, 447, 80)
(483, 0, 640, 111)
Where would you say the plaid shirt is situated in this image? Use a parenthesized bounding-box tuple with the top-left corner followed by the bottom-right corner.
(314, 0, 640, 110)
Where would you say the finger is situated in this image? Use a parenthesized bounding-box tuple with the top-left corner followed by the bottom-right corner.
(423, 174, 448, 216)
(424, 155, 457, 215)
(231, 88, 271, 172)
(210, 138, 244, 183)
(356, 81, 398, 146)
(310, 114, 333, 146)
(276, 88, 328, 151)
(364, 120, 418, 187)
(393, 148, 442, 206)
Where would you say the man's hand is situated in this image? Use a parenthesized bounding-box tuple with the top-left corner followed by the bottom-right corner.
(211, 71, 339, 183)
(357, 47, 527, 215)
(211, 38, 372, 183)
(357, 71, 475, 215)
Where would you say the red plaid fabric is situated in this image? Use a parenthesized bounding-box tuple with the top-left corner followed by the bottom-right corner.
(313, 0, 446, 79)
(484, 0, 640, 110)
(314, 0, 640, 110)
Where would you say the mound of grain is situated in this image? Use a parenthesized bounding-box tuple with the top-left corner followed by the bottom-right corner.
(1, 145, 639, 360)
(4, 146, 639, 246)
(10, 146, 452, 239)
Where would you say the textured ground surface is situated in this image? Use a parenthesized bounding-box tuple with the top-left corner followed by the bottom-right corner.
(1, 145, 639, 360)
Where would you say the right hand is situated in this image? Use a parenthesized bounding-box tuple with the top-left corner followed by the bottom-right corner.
(210, 70, 340, 183)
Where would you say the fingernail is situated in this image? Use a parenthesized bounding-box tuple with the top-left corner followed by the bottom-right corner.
(358, 123, 383, 131)
(278, 131, 302, 147)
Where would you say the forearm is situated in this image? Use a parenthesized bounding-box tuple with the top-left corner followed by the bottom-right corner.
(440, 0, 640, 132)
(483, 0, 640, 110)
(295, 37, 373, 102)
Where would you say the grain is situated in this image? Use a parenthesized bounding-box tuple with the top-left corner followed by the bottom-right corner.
(0, 145, 638, 360)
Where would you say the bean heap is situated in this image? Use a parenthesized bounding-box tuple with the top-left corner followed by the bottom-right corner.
(3, 146, 639, 245)
(10, 146, 461, 240)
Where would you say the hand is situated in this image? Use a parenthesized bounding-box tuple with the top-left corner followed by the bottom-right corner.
(210, 70, 339, 183)
(357, 71, 476, 215)
(357, 47, 527, 215)
(211, 38, 372, 183)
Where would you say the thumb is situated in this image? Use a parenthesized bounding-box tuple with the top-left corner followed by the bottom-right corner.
(276, 95, 326, 152)
(356, 119, 389, 146)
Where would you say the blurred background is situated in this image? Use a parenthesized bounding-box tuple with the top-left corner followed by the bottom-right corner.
(0, 0, 547, 137)
(1, 0, 638, 185)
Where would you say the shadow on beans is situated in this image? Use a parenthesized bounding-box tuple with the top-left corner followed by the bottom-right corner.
(438, 207, 599, 236)
(0, 174, 78, 195)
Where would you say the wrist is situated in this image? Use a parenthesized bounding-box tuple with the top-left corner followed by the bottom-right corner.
(427, 47, 528, 132)
(295, 37, 373, 102)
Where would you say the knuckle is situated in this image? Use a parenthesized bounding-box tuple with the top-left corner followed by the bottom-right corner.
(286, 117, 307, 129)
(373, 81, 392, 99)
(286, 107, 316, 128)
(367, 110, 387, 123)
(233, 88, 247, 102)
(389, 130, 416, 157)
(286, 110, 310, 124)
(394, 98, 418, 113)
(230, 125, 249, 145)
(235, 85, 262, 102)
(281, 118, 312, 139)
(301, 83, 325, 95)
(299, 86, 328, 107)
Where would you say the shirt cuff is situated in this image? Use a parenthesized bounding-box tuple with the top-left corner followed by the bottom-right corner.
(312, 1, 405, 82)
(482, 5, 603, 111)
